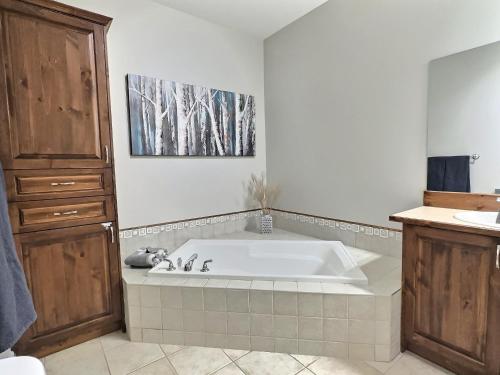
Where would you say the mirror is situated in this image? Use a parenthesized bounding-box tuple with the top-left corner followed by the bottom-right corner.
(427, 41, 500, 194)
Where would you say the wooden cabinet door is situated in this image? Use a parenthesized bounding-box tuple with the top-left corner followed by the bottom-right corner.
(0, 0, 112, 169)
(14, 223, 121, 357)
(402, 225, 500, 375)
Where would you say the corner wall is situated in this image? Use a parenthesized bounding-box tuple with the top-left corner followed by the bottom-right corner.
(264, 0, 500, 227)
(61, 0, 266, 228)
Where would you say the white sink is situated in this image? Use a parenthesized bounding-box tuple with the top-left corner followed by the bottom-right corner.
(454, 211, 500, 229)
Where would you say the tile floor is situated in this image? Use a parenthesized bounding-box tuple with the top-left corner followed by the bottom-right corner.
(42, 331, 454, 375)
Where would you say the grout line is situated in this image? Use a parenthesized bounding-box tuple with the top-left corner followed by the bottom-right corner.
(289, 354, 307, 371)
(125, 355, 166, 375)
(231, 352, 250, 374)
(160, 345, 185, 357)
(123, 342, 168, 375)
(98, 337, 113, 375)
(381, 353, 406, 373)
(305, 357, 320, 369)
(228, 349, 251, 363)
(165, 354, 180, 375)
(204, 348, 243, 375)
(206, 361, 235, 375)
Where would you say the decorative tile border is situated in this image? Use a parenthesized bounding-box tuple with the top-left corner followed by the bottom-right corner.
(118, 208, 402, 258)
(270, 209, 402, 258)
(270, 210, 402, 241)
(119, 210, 262, 239)
(119, 208, 401, 241)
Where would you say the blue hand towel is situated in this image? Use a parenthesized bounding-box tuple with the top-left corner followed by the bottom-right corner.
(0, 163, 36, 352)
(427, 156, 471, 192)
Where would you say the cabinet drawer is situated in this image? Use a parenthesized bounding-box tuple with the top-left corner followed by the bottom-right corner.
(9, 197, 115, 233)
(5, 169, 113, 201)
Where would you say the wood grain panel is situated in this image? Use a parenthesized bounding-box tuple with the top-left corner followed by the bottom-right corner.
(0, 0, 112, 169)
(21, 201, 105, 226)
(424, 191, 500, 211)
(18, 175, 103, 195)
(5, 168, 113, 202)
(415, 236, 489, 361)
(7, 12, 100, 158)
(5, 169, 113, 201)
(401, 224, 500, 374)
(16, 0, 112, 26)
(14, 223, 122, 357)
(9, 196, 115, 233)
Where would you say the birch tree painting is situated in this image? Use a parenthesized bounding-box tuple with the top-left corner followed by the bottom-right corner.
(127, 74, 256, 156)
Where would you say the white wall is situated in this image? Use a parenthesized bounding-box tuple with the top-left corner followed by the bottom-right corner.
(61, 0, 266, 228)
(264, 0, 500, 227)
(428, 41, 500, 193)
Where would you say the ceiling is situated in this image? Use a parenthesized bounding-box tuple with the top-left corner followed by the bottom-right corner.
(153, 0, 329, 39)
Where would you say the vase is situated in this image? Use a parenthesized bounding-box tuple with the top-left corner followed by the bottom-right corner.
(260, 214, 273, 234)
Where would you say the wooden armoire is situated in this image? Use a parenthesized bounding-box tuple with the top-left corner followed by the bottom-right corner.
(0, 0, 123, 357)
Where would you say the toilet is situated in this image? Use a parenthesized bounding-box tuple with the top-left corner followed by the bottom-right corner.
(0, 356, 45, 375)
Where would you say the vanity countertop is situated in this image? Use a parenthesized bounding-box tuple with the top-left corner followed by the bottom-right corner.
(390, 206, 500, 237)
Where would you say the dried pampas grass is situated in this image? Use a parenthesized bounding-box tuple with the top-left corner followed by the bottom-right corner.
(247, 172, 280, 215)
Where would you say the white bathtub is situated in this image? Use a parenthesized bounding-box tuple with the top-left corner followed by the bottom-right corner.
(148, 239, 368, 284)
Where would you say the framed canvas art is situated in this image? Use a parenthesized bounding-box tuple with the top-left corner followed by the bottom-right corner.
(127, 74, 256, 156)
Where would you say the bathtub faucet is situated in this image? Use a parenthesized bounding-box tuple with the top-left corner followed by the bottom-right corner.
(184, 253, 198, 271)
(161, 259, 176, 271)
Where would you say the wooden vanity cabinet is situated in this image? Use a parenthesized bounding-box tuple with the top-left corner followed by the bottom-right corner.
(401, 224, 500, 375)
(0, 0, 122, 357)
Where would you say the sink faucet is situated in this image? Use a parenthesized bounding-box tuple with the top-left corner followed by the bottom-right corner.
(184, 253, 198, 271)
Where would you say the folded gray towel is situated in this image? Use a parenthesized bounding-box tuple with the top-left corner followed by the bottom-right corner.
(125, 248, 168, 268)
(0, 163, 36, 352)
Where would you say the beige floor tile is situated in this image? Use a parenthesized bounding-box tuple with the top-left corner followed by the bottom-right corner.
(291, 354, 319, 367)
(223, 349, 249, 361)
(105, 342, 164, 375)
(236, 351, 304, 375)
(100, 331, 129, 352)
(309, 357, 383, 375)
(128, 358, 176, 374)
(212, 363, 246, 375)
(41, 328, 456, 375)
(161, 344, 184, 355)
(366, 353, 402, 373)
(44, 340, 109, 375)
(385, 353, 453, 375)
(44, 339, 100, 364)
(297, 369, 315, 375)
(169, 346, 231, 375)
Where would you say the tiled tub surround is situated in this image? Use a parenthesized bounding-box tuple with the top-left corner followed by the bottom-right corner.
(119, 211, 260, 262)
(271, 210, 402, 259)
(118, 209, 403, 262)
(122, 230, 401, 363)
